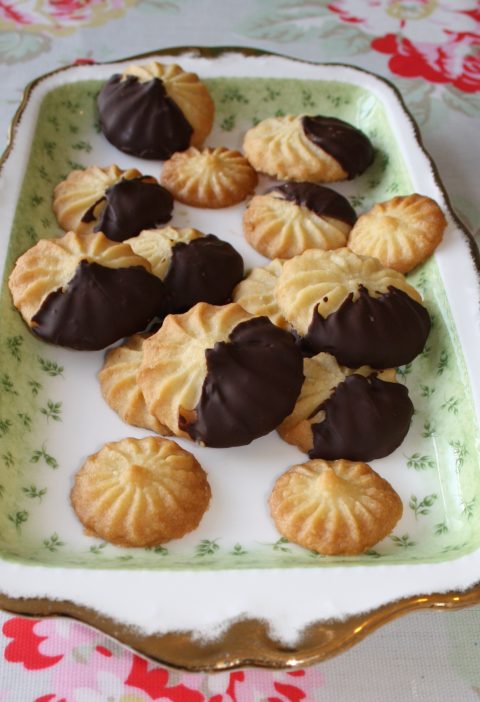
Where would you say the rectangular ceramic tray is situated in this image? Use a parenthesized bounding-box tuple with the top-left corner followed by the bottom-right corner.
(1, 49, 480, 668)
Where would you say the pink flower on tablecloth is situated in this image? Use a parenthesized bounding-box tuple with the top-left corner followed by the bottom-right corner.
(0, 0, 137, 34)
(328, 1, 480, 92)
(187, 668, 325, 702)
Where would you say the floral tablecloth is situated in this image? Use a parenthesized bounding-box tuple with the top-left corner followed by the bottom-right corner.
(0, 1, 479, 700)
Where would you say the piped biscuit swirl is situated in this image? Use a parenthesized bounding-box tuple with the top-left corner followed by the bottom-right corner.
(275, 248, 430, 368)
(138, 302, 304, 447)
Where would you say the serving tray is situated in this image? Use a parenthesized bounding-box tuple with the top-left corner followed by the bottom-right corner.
(0, 47, 480, 671)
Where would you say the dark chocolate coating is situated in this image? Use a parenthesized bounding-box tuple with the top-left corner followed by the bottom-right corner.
(301, 115, 374, 179)
(310, 374, 413, 461)
(97, 74, 193, 159)
(304, 286, 430, 368)
(164, 235, 244, 314)
(180, 317, 304, 448)
(83, 177, 173, 242)
(31, 261, 165, 350)
(269, 182, 357, 226)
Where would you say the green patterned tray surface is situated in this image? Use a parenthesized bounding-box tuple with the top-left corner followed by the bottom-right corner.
(0, 76, 478, 570)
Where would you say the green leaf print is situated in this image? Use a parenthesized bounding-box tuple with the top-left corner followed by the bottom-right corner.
(17, 412, 32, 431)
(30, 445, 59, 469)
(38, 358, 64, 377)
(231, 543, 247, 556)
(220, 87, 249, 104)
(462, 498, 476, 520)
(434, 521, 448, 536)
(195, 539, 220, 557)
(90, 543, 107, 555)
(220, 115, 235, 131)
(420, 384, 435, 398)
(28, 380, 42, 396)
(409, 493, 437, 519)
(422, 420, 436, 438)
(40, 400, 62, 422)
(406, 453, 435, 470)
(450, 440, 468, 469)
(6, 336, 23, 362)
(390, 534, 416, 548)
(272, 537, 291, 553)
(441, 397, 460, 414)
(437, 350, 449, 375)
(0, 419, 12, 437)
(2, 451, 14, 468)
(43, 533, 65, 552)
(22, 485, 47, 501)
(8, 510, 28, 531)
(0, 374, 17, 395)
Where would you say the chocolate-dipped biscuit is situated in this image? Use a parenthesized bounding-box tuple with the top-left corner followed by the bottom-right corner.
(275, 248, 430, 368)
(301, 115, 374, 180)
(244, 182, 356, 259)
(53, 166, 173, 241)
(126, 228, 244, 314)
(278, 352, 413, 461)
(243, 114, 372, 183)
(8, 232, 166, 351)
(97, 62, 214, 159)
(310, 373, 413, 461)
(85, 177, 173, 242)
(304, 285, 431, 368)
(138, 302, 304, 448)
(270, 182, 357, 226)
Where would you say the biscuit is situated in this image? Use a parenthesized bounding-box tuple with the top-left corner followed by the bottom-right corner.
(71, 436, 211, 547)
(8, 231, 166, 350)
(269, 458, 403, 555)
(348, 193, 447, 273)
(99, 335, 171, 434)
(53, 165, 173, 242)
(243, 182, 356, 259)
(126, 227, 244, 313)
(161, 147, 258, 208)
(243, 114, 373, 183)
(278, 353, 413, 461)
(232, 259, 287, 328)
(137, 302, 303, 447)
(97, 61, 215, 159)
(275, 248, 430, 368)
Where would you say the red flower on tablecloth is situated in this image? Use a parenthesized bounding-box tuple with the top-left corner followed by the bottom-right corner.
(125, 655, 205, 701)
(0, 0, 137, 34)
(3, 618, 63, 670)
(328, 0, 480, 92)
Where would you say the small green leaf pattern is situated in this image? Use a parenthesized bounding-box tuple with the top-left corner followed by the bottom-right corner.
(40, 400, 62, 422)
(272, 537, 291, 553)
(420, 384, 435, 398)
(195, 539, 220, 557)
(38, 358, 64, 377)
(6, 336, 23, 361)
(422, 421, 436, 438)
(396, 363, 413, 381)
(450, 440, 468, 469)
(406, 453, 435, 471)
(0, 374, 17, 395)
(90, 543, 107, 555)
(2, 451, 14, 467)
(462, 498, 476, 520)
(17, 412, 32, 430)
(231, 543, 247, 556)
(409, 494, 437, 519)
(441, 397, 460, 414)
(220, 115, 235, 131)
(435, 521, 449, 536)
(0, 419, 12, 436)
(390, 534, 416, 548)
(28, 380, 42, 396)
(22, 485, 47, 500)
(43, 533, 65, 552)
(8, 510, 28, 531)
(437, 350, 449, 375)
(30, 446, 59, 469)
(221, 87, 249, 104)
